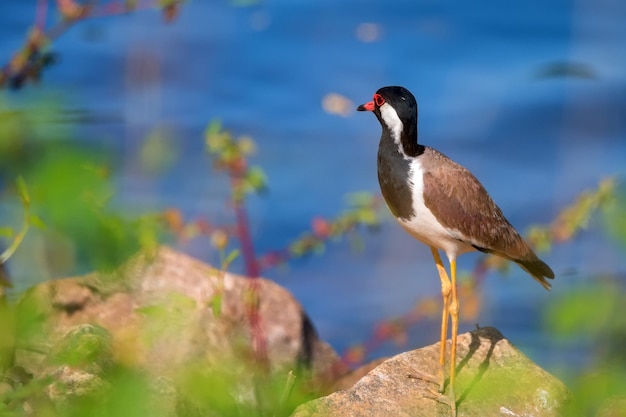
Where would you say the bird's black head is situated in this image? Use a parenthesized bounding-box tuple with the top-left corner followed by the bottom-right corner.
(357, 86, 420, 155)
(357, 86, 417, 122)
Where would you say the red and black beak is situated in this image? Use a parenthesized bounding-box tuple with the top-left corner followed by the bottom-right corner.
(357, 93, 384, 112)
(356, 101, 375, 112)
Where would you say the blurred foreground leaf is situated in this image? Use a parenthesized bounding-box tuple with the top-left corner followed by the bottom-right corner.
(546, 286, 623, 338)
(0, 177, 33, 264)
(24, 143, 164, 272)
(546, 279, 626, 415)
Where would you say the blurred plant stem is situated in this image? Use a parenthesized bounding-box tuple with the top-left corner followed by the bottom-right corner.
(0, 0, 185, 89)
(206, 121, 270, 371)
(233, 180, 269, 373)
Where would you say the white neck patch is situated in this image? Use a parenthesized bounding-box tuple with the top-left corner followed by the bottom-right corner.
(379, 102, 403, 146)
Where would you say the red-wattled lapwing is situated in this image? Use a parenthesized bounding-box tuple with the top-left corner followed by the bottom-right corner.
(357, 86, 554, 414)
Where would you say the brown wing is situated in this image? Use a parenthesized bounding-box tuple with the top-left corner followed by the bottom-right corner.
(421, 148, 554, 288)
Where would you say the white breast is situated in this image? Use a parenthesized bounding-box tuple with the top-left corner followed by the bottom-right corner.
(378, 103, 404, 146)
(397, 158, 475, 261)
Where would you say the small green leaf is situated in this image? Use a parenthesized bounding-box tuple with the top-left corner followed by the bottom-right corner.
(205, 120, 228, 154)
(246, 166, 267, 190)
(135, 305, 169, 319)
(28, 214, 47, 230)
(210, 293, 223, 318)
(16, 176, 30, 207)
(222, 249, 240, 270)
(357, 209, 378, 225)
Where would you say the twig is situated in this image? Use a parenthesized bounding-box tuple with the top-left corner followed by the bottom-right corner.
(1, 0, 182, 89)
(278, 370, 297, 413)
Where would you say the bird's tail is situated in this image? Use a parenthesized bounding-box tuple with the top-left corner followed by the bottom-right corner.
(516, 257, 555, 290)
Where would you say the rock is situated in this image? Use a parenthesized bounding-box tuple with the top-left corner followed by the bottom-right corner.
(43, 324, 114, 414)
(15, 247, 348, 414)
(47, 364, 110, 412)
(47, 324, 113, 370)
(291, 326, 570, 417)
(330, 357, 387, 392)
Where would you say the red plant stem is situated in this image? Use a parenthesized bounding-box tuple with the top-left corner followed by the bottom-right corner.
(233, 201, 259, 279)
(231, 176, 268, 370)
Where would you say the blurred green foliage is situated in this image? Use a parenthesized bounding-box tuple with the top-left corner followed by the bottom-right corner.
(547, 284, 626, 415)
(0, 98, 170, 413)
(0, 97, 164, 277)
(543, 186, 626, 416)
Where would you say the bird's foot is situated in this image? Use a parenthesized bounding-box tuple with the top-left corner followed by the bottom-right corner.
(433, 389, 457, 417)
(408, 370, 456, 416)
(422, 386, 457, 417)
(407, 366, 445, 392)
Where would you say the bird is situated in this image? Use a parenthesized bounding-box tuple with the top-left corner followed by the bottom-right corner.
(356, 86, 554, 414)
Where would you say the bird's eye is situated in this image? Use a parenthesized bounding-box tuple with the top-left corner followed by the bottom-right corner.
(373, 94, 385, 107)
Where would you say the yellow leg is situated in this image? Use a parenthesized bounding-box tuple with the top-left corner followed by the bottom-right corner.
(449, 257, 459, 414)
(429, 247, 451, 393)
(429, 249, 459, 416)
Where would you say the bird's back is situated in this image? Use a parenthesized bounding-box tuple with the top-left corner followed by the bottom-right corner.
(379, 143, 554, 289)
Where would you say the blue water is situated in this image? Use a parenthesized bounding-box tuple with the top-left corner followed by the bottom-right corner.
(2, 0, 626, 381)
